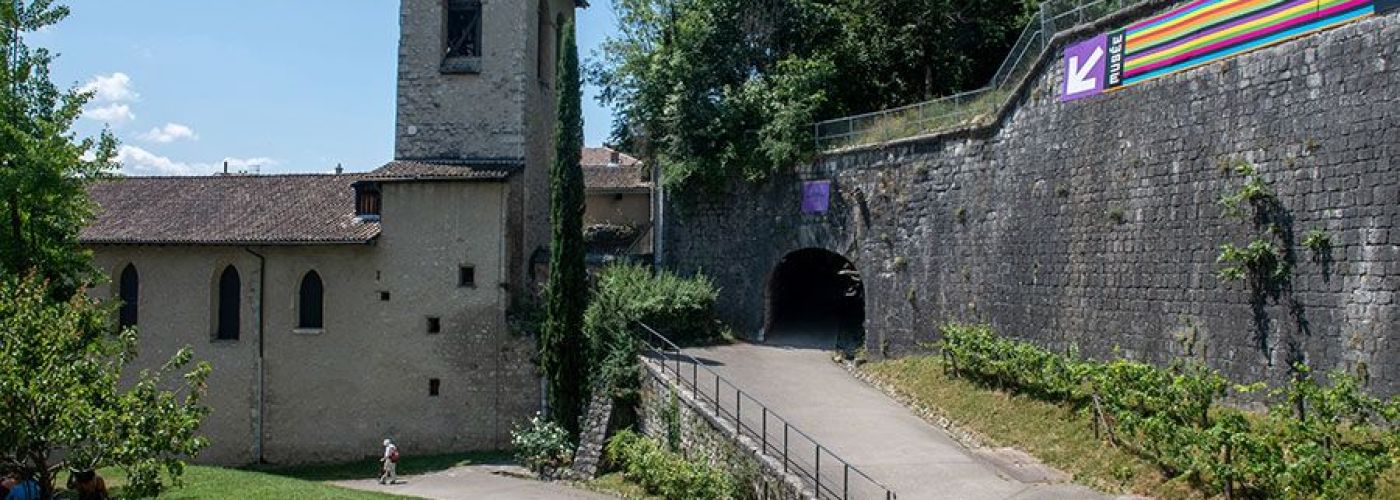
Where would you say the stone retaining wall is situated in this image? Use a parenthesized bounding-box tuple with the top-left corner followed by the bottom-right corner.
(662, 10, 1400, 395)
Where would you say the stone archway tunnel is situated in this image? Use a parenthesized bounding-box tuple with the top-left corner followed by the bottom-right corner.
(763, 248, 865, 349)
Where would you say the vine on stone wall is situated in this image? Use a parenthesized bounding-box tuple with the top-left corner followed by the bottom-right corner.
(1215, 159, 1314, 375)
(1216, 161, 1291, 288)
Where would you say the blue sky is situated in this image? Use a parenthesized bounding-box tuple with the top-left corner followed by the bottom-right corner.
(37, 1, 619, 176)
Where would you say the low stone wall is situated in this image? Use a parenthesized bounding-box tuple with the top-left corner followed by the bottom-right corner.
(637, 360, 812, 499)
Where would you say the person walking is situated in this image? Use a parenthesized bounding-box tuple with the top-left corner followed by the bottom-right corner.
(379, 439, 400, 485)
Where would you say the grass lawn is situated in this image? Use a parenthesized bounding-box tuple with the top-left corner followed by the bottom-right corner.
(66, 451, 514, 499)
(75, 465, 411, 499)
(862, 355, 1400, 500)
(583, 472, 659, 500)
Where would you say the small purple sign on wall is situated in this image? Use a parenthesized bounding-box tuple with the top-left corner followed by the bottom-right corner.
(801, 181, 831, 214)
(1062, 33, 1107, 102)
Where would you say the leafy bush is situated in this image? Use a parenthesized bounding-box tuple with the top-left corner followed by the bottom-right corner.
(510, 414, 574, 476)
(938, 323, 1400, 498)
(585, 264, 719, 389)
(604, 430, 735, 500)
(584, 223, 640, 244)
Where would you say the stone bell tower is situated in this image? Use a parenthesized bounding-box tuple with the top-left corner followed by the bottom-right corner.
(394, 0, 584, 293)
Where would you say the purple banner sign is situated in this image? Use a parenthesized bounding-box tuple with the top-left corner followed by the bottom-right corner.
(1061, 33, 1108, 102)
(801, 181, 831, 214)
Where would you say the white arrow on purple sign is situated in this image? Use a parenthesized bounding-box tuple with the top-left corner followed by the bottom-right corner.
(1062, 33, 1108, 102)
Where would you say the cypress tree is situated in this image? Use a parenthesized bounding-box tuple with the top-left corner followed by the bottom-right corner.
(541, 17, 588, 437)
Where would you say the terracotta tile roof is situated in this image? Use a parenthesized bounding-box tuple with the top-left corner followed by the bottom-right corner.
(583, 166, 650, 191)
(580, 147, 642, 168)
(82, 174, 380, 246)
(365, 159, 521, 182)
(581, 147, 649, 191)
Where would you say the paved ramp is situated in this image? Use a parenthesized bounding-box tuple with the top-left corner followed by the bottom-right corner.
(680, 340, 1112, 500)
(333, 464, 612, 500)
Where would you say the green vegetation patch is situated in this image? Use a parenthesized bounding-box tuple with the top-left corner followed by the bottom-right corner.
(864, 356, 1184, 497)
(603, 430, 735, 500)
(585, 472, 663, 500)
(865, 324, 1400, 499)
(75, 465, 411, 499)
(585, 263, 721, 390)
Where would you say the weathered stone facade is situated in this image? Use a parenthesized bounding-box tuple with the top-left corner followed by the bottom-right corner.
(396, 0, 576, 297)
(662, 11, 1400, 395)
(91, 181, 539, 464)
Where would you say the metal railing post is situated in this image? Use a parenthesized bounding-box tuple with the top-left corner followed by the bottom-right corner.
(816, 446, 822, 494)
(783, 423, 789, 472)
(692, 361, 698, 392)
(844, 464, 850, 499)
(762, 408, 768, 452)
(736, 390, 742, 430)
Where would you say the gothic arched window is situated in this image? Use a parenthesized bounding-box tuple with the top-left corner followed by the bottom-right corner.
(298, 271, 324, 329)
(215, 266, 241, 341)
(118, 264, 139, 329)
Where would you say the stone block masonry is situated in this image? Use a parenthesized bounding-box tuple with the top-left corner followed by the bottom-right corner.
(662, 10, 1400, 395)
(638, 361, 812, 499)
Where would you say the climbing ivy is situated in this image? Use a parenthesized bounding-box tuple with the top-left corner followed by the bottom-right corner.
(1216, 161, 1291, 288)
(1217, 238, 1289, 283)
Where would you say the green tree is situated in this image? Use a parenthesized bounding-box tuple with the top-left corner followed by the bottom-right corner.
(541, 17, 589, 437)
(0, 273, 212, 498)
(591, 0, 1036, 191)
(0, 0, 119, 297)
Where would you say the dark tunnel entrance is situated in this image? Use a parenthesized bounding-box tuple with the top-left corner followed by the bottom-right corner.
(763, 248, 865, 349)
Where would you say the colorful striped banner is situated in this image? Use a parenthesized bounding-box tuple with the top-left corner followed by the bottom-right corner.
(1121, 0, 1375, 85)
(1064, 0, 1378, 100)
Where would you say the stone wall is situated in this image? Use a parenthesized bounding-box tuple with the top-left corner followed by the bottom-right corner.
(661, 10, 1400, 395)
(638, 361, 811, 499)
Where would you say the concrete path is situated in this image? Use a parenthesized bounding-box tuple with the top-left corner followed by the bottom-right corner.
(332, 464, 614, 500)
(678, 339, 1115, 500)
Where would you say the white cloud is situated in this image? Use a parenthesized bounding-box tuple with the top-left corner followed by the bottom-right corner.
(82, 103, 135, 124)
(79, 73, 139, 103)
(116, 145, 195, 176)
(113, 147, 282, 177)
(138, 123, 198, 143)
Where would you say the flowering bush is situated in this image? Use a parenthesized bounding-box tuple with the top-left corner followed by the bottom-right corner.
(510, 414, 574, 477)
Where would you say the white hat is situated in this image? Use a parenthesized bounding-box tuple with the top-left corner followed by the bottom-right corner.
(383, 439, 392, 446)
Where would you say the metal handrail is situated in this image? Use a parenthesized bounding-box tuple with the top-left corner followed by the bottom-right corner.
(637, 322, 896, 500)
(814, 0, 1151, 150)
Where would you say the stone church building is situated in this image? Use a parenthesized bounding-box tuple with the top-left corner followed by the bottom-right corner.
(80, 0, 584, 465)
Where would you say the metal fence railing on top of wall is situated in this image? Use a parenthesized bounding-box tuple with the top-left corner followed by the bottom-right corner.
(638, 323, 897, 500)
(813, 0, 1150, 151)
